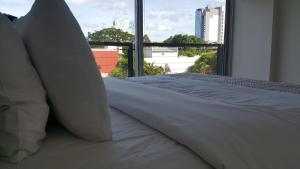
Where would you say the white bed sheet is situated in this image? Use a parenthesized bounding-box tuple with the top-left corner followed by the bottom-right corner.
(0, 108, 211, 169)
(106, 78, 300, 169)
(127, 74, 300, 127)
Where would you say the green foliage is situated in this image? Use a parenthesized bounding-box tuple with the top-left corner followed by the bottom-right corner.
(110, 57, 128, 78)
(110, 67, 128, 78)
(144, 62, 165, 76)
(88, 28, 152, 59)
(183, 48, 201, 57)
(164, 34, 206, 57)
(88, 28, 135, 42)
(88, 28, 216, 77)
(143, 34, 151, 43)
(117, 56, 128, 68)
(164, 34, 205, 44)
(88, 28, 152, 43)
(88, 28, 159, 78)
(110, 58, 168, 78)
(188, 51, 217, 75)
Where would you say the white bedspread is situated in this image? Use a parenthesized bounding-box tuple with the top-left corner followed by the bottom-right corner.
(105, 78, 300, 169)
(0, 108, 211, 169)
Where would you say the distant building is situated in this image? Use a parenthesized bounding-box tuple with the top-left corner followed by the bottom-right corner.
(203, 6, 220, 43)
(195, 9, 204, 38)
(128, 21, 135, 33)
(144, 47, 200, 74)
(216, 6, 226, 44)
(195, 6, 225, 43)
(144, 47, 178, 58)
(92, 49, 119, 77)
(112, 18, 134, 34)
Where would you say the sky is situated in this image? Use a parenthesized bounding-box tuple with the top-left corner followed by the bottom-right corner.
(0, 0, 225, 42)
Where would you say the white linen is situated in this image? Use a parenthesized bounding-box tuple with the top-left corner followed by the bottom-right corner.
(105, 78, 300, 169)
(127, 74, 300, 127)
(0, 108, 211, 169)
(15, 0, 111, 141)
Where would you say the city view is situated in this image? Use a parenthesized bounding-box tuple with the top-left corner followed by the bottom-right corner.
(0, 0, 226, 77)
(89, 0, 226, 77)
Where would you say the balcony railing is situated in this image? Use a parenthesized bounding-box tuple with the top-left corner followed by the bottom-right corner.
(89, 41, 134, 77)
(89, 41, 225, 77)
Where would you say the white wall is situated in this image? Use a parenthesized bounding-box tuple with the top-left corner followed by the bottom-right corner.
(144, 47, 178, 58)
(272, 0, 300, 83)
(231, 0, 275, 81)
(145, 56, 200, 74)
(231, 0, 300, 84)
(208, 15, 220, 43)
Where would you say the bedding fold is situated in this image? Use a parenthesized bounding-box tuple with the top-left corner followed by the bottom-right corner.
(105, 78, 300, 169)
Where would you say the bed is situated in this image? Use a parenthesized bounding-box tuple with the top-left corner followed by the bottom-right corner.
(0, 107, 211, 169)
(1, 73, 300, 169)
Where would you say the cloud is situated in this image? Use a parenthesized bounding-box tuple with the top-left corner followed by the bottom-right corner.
(147, 10, 193, 23)
(215, 0, 226, 6)
(0, 0, 32, 7)
(81, 22, 99, 29)
(157, 25, 172, 31)
(0, 0, 33, 16)
(66, 0, 95, 5)
(146, 23, 172, 32)
(0, 0, 27, 3)
(111, 2, 128, 10)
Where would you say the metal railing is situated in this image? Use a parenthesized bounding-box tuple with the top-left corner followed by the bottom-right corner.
(89, 41, 134, 77)
(144, 43, 225, 75)
(89, 41, 225, 77)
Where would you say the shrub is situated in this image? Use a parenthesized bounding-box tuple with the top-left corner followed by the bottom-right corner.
(110, 58, 168, 78)
(188, 51, 217, 75)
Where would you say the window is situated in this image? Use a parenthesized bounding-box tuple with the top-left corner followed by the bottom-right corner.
(144, 0, 226, 44)
(142, 0, 227, 76)
(1, 0, 230, 78)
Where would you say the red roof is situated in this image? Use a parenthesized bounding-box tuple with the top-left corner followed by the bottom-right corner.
(92, 50, 119, 74)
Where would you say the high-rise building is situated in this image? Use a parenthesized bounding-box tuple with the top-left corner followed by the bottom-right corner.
(195, 6, 225, 43)
(195, 9, 204, 38)
(216, 6, 226, 44)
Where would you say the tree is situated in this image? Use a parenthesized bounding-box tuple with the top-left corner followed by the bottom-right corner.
(88, 28, 135, 42)
(89, 28, 164, 77)
(164, 34, 205, 44)
(188, 51, 217, 75)
(88, 28, 152, 43)
(143, 34, 151, 43)
(110, 57, 128, 78)
(164, 34, 206, 57)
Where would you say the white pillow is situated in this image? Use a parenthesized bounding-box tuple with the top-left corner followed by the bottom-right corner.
(15, 0, 112, 141)
(0, 13, 49, 163)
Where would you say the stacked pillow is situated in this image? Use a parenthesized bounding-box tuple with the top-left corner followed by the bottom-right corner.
(0, 0, 112, 163)
(0, 13, 49, 163)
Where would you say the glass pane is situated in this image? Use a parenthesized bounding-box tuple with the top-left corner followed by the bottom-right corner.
(2, 0, 227, 78)
(144, 46, 219, 76)
(90, 44, 132, 78)
(0, 0, 34, 17)
(69, 0, 135, 78)
(143, 0, 226, 76)
(1, 0, 134, 78)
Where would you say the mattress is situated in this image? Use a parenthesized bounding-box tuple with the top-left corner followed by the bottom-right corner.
(105, 74, 300, 169)
(0, 107, 211, 169)
(126, 73, 300, 125)
(126, 73, 300, 94)
(2, 73, 299, 169)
